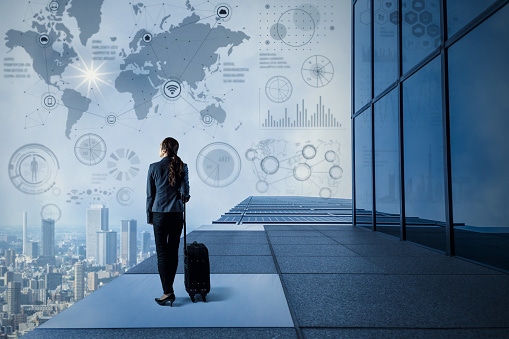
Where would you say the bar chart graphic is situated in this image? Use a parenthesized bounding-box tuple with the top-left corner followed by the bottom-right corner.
(261, 96, 343, 129)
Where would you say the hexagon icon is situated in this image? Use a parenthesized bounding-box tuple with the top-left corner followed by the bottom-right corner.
(360, 10, 370, 25)
(419, 10, 433, 25)
(427, 23, 440, 38)
(375, 10, 388, 25)
(412, 24, 425, 38)
(412, 0, 425, 12)
(403, 36, 418, 51)
(404, 11, 418, 25)
(390, 10, 399, 25)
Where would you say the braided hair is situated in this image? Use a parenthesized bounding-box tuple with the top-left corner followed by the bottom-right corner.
(160, 137, 184, 186)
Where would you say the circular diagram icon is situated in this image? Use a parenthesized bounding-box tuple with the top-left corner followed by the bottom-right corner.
(277, 9, 315, 47)
(216, 3, 232, 20)
(41, 203, 61, 222)
(116, 187, 135, 206)
(8, 144, 59, 195)
(260, 156, 279, 175)
(196, 143, 241, 187)
(41, 93, 57, 109)
(301, 55, 334, 87)
(74, 133, 107, 166)
(48, 1, 59, 12)
(142, 32, 153, 43)
(162, 80, 182, 100)
(38, 34, 51, 47)
(265, 76, 293, 103)
(107, 148, 140, 181)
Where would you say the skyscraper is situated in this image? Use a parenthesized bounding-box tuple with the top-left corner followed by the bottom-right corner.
(41, 218, 55, 258)
(97, 230, 117, 266)
(22, 212, 28, 255)
(86, 204, 109, 262)
(121, 219, 137, 267)
(6, 281, 21, 315)
(87, 272, 98, 292)
(142, 231, 151, 254)
(74, 262, 84, 301)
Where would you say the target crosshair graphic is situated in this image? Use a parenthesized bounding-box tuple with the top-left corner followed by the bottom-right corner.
(301, 55, 334, 87)
(265, 76, 293, 103)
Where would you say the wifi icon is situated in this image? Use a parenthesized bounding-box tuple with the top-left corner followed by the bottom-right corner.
(162, 80, 182, 99)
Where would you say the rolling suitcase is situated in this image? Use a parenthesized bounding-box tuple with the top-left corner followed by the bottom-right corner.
(183, 202, 210, 302)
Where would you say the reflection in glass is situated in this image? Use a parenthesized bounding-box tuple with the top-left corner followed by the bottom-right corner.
(354, 0, 372, 112)
(447, 0, 497, 37)
(354, 108, 372, 226)
(374, 0, 398, 96)
(374, 89, 400, 237)
(403, 56, 445, 251)
(402, 0, 441, 73)
(449, 4, 509, 269)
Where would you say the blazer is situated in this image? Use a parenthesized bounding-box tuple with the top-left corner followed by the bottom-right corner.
(146, 156, 190, 224)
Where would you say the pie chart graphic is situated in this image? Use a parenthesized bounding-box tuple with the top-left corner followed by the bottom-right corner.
(196, 143, 241, 187)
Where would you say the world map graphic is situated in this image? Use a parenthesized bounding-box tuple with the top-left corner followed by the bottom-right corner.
(4, 0, 249, 138)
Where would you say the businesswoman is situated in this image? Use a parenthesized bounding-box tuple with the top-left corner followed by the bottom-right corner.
(146, 137, 190, 306)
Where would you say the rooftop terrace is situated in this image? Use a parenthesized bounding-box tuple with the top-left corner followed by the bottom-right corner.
(24, 196, 509, 338)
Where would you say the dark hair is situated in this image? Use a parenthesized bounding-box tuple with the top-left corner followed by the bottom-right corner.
(161, 137, 184, 186)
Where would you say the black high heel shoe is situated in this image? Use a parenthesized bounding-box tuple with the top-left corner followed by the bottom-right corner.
(155, 293, 175, 306)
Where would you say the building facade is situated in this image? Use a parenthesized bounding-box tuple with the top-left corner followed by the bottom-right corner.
(86, 204, 109, 262)
(120, 220, 137, 267)
(41, 218, 55, 258)
(73, 262, 84, 301)
(352, 0, 509, 271)
(97, 230, 117, 266)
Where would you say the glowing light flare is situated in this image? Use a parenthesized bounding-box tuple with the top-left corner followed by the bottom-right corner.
(68, 55, 113, 97)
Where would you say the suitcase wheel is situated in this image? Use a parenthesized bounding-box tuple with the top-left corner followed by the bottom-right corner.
(201, 292, 207, 302)
(190, 294, 196, 303)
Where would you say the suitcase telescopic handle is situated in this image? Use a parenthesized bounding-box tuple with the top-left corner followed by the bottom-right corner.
(183, 200, 187, 256)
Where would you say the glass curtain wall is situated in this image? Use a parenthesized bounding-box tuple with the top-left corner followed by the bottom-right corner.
(448, 4, 509, 269)
(352, 0, 509, 271)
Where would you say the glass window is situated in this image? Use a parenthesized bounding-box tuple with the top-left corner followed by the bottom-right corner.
(374, 0, 398, 96)
(402, 0, 441, 73)
(374, 88, 400, 237)
(402, 56, 446, 252)
(354, 0, 372, 112)
(354, 108, 373, 226)
(447, 0, 497, 37)
(448, 4, 509, 271)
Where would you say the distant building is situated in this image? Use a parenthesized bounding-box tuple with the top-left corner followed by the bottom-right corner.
(121, 220, 137, 267)
(97, 230, 117, 266)
(41, 219, 55, 258)
(87, 272, 98, 292)
(22, 212, 28, 256)
(27, 241, 39, 258)
(86, 204, 109, 262)
(74, 262, 84, 301)
(142, 231, 151, 254)
(6, 281, 21, 315)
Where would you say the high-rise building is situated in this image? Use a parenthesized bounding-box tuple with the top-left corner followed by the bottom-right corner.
(97, 230, 117, 266)
(74, 262, 84, 301)
(41, 219, 55, 258)
(86, 204, 109, 262)
(27, 241, 39, 258)
(6, 281, 21, 315)
(22, 211, 28, 256)
(87, 272, 98, 292)
(5, 249, 15, 267)
(142, 231, 151, 254)
(45, 273, 62, 291)
(121, 219, 137, 267)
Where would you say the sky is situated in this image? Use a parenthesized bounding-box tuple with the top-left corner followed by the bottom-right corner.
(0, 0, 351, 236)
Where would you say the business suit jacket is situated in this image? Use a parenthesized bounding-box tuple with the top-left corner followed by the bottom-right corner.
(146, 156, 190, 224)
